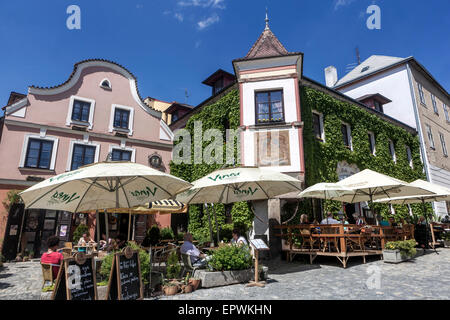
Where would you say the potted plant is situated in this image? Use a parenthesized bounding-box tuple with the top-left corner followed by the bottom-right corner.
(181, 273, 193, 293)
(162, 279, 180, 296)
(160, 227, 175, 241)
(442, 232, 450, 248)
(383, 240, 417, 263)
(189, 276, 201, 290)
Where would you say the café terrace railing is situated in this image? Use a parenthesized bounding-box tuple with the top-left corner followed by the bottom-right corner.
(273, 224, 415, 268)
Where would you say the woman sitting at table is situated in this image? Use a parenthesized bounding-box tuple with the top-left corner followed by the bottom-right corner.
(231, 229, 248, 246)
(41, 236, 64, 279)
(300, 214, 311, 224)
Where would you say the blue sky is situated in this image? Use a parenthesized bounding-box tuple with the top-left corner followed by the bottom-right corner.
(0, 0, 449, 113)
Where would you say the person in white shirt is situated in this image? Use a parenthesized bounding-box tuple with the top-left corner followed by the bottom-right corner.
(320, 212, 339, 225)
(231, 229, 248, 246)
(180, 232, 209, 267)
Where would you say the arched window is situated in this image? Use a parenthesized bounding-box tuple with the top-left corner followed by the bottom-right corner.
(100, 79, 112, 90)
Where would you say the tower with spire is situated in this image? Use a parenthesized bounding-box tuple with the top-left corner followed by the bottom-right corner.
(232, 13, 305, 256)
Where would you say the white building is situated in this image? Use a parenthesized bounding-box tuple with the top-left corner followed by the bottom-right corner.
(327, 55, 450, 217)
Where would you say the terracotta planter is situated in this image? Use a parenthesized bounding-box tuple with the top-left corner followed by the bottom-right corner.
(182, 284, 193, 293)
(163, 285, 179, 296)
(189, 279, 201, 290)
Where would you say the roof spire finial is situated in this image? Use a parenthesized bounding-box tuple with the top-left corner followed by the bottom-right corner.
(265, 7, 269, 30)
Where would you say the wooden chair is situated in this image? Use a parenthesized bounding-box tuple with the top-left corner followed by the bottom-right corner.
(299, 226, 317, 250)
(41, 263, 54, 289)
(320, 226, 340, 253)
(64, 242, 73, 249)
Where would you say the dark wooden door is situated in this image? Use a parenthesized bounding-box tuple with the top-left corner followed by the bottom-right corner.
(1, 203, 25, 261)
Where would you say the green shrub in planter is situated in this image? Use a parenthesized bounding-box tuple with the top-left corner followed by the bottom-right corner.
(160, 227, 175, 240)
(209, 245, 252, 271)
(166, 250, 181, 279)
(385, 240, 417, 258)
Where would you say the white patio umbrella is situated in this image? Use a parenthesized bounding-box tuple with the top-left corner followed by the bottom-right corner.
(334, 169, 433, 203)
(297, 183, 354, 200)
(176, 166, 303, 244)
(19, 161, 192, 212)
(176, 166, 302, 204)
(374, 179, 450, 205)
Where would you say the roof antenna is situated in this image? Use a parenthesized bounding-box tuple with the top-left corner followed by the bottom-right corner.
(265, 7, 269, 30)
(184, 88, 190, 103)
(356, 47, 361, 65)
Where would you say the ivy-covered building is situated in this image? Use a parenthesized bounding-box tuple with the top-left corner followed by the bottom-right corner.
(168, 18, 424, 257)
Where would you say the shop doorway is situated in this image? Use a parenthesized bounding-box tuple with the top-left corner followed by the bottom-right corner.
(1, 203, 25, 261)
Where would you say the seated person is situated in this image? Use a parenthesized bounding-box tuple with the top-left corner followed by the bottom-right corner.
(114, 234, 127, 250)
(380, 219, 390, 227)
(353, 213, 366, 226)
(300, 214, 311, 224)
(388, 217, 398, 227)
(99, 233, 114, 251)
(231, 229, 248, 246)
(442, 215, 450, 224)
(180, 232, 210, 268)
(320, 212, 339, 224)
(41, 236, 64, 279)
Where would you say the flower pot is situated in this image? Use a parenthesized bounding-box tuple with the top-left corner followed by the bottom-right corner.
(163, 285, 179, 296)
(182, 284, 193, 293)
(383, 249, 412, 263)
(189, 278, 201, 290)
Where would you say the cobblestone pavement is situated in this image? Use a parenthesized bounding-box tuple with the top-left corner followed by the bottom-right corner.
(155, 248, 450, 300)
(1, 249, 450, 300)
(0, 260, 42, 300)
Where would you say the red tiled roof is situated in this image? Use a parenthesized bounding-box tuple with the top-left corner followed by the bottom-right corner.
(245, 28, 289, 59)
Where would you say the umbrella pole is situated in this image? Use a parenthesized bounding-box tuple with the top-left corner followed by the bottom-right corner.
(205, 204, 214, 246)
(212, 204, 220, 245)
(96, 210, 100, 242)
(128, 212, 131, 241)
(105, 210, 109, 241)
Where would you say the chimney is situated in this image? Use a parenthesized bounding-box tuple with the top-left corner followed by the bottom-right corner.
(325, 66, 338, 87)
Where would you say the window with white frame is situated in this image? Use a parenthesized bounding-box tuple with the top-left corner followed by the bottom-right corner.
(66, 96, 96, 129)
(388, 139, 396, 163)
(406, 145, 413, 169)
(418, 83, 426, 105)
(20, 134, 59, 170)
(341, 122, 352, 150)
(368, 131, 376, 155)
(444, 104, 450, 122)
(67, 140, 100, 171)
(109, 146, 136, 162)
(109, 104, 134, 135)
(431, 94, 439, 115)
(439, 132, 448, 157)
(100, 78, 112, 90)
(425, 124, 435, 149)
(312, 111, 325, 141)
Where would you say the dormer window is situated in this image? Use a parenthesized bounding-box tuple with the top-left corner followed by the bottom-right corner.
(213, 78, 224, 95)
(66, 96, 96, 129)
(100, 79, 112, 90)
(373, 100, 383, 113)
(255, 90, 284, 124)
(72, 99, 91, 123)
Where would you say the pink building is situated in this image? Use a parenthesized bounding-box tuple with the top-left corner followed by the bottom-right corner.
(0, 59, 174, 260)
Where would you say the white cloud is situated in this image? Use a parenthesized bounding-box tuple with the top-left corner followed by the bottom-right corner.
(178, 0, 225, 9)
(334, 0, 357, 10)
(195, 40, 202, 48)
(174, 13, 184, 22)
(197, 14, 219, 30)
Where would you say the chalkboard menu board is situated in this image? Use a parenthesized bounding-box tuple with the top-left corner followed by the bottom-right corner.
(52, 253, 98, 300)
(107, 247, 143, 300)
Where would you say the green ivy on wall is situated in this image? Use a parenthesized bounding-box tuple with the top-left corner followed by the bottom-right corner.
(300, 85, 430, 223)
(169, 90, 254, 241)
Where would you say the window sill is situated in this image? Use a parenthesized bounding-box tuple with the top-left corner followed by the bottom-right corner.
(19, 167, 55, 173)
(113, 127, 130, 133)
(70, 120, 90, 127)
